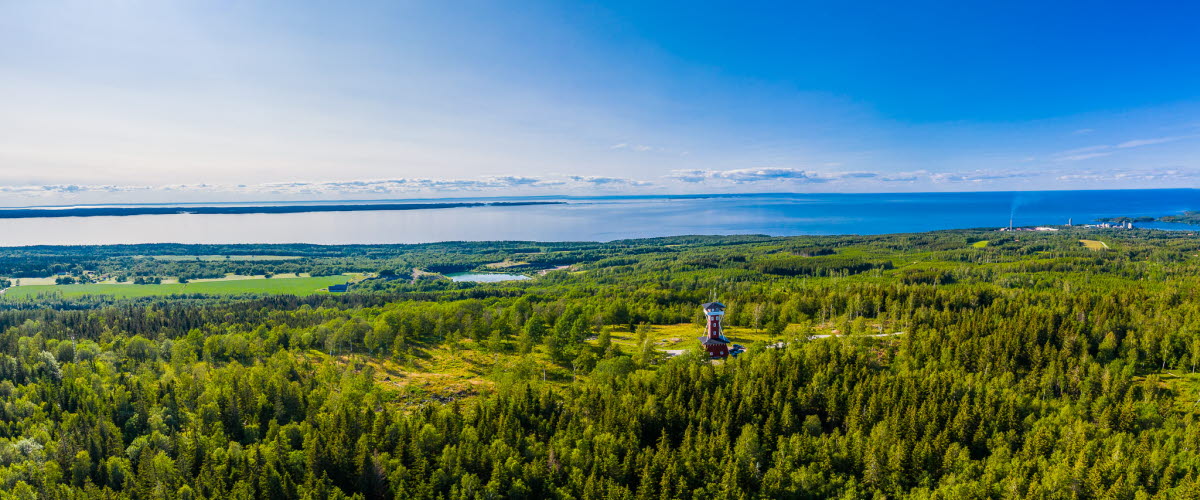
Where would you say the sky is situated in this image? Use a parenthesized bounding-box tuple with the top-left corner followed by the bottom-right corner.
(2, 0, 1200, 205)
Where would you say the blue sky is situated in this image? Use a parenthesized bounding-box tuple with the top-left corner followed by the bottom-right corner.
(2, 0, 1199, 203)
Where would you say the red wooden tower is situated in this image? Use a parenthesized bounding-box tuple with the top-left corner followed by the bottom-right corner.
(698, 302, 731, 357)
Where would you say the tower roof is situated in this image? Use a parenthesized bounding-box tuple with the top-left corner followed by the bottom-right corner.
(701, 301, 726, 310)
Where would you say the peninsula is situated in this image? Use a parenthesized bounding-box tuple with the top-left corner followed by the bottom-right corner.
(1096, 210, 1200, 225)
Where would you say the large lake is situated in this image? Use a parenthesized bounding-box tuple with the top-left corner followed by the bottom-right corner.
(2, 189, 1199, 246)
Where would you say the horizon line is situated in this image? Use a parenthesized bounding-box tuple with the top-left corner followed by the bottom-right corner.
(2, 186, 1196, 210)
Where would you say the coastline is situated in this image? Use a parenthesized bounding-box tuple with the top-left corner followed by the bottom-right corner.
(0, 201, 564, 219)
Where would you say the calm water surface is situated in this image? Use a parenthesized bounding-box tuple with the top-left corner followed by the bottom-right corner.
(2, 190, 1198, 245)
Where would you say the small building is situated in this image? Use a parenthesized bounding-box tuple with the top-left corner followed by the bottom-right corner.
(327, 283, 349, 293)
(698, 301, 731, 358)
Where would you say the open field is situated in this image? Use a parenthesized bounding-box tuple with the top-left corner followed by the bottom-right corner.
(483, 259, 528, 269)
(3, 274, 353, 299)
(187, 272, 308, 282)
(971, 240, 990, 248)
(1080, 239, 1109, 250)
(7, 277, 60, 285)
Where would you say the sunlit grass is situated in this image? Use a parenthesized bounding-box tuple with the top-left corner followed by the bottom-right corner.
(1144, 371, 1200, 415)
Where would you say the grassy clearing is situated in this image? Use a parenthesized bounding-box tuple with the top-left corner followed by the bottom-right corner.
(3, 274, 353, 299)
(483, 260, 528, 269)
(971, 240, 990, 248)
(312, 325, 767, 404)
(320, 322, 902, 405)
(1141, 372, 1200, 414)
(614, 323, 778, 350)
(605, 322, 873, 351)
(1080, 239, 1109, 250)
(6, 277, 59, 285)
(307, 345, 511, 404)
(312, 339, 580, 406)
(187, 273, 309, 283)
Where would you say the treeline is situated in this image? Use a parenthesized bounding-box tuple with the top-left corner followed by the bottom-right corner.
(0, 237, 784, 280)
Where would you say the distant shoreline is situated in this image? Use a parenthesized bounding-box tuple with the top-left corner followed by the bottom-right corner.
(1096, 210, 1200, 225)
(0, 201, 565, 219)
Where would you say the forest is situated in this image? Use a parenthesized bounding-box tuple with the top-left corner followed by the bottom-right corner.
(1099, 211, 1200, 225)
(3, 228, 1200, 498)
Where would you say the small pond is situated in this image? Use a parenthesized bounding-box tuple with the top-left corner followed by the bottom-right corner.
(445, 273, 531, 283)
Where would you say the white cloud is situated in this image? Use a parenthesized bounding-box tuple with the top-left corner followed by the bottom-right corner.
(717, 168, 819, 183)
(1057, 168, 1200, 183)
(0, 175, 588, 202)
(1053, 135, 1193, 161)
(880, 175, 920, 182)
(1, 164, 1196, 206)
(610, 143, 657, 152)
(1057, 152, 1112, 162)
(568, 175, 652, 187)
(0, 184, 154, 195)
(1116, 136, 1183, 149)
(667, 167, 821, 184)
(668, 170, 710, 183)
(1059, 145, 1111, 155)
(931, 171, 1039, 183)
(256, 176, 571, 195)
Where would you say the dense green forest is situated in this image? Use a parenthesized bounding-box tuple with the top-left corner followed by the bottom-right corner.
(4, 229, 1200, 498)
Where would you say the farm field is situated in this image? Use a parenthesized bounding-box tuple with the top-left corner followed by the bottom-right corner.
(2, 274, 353, 299)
